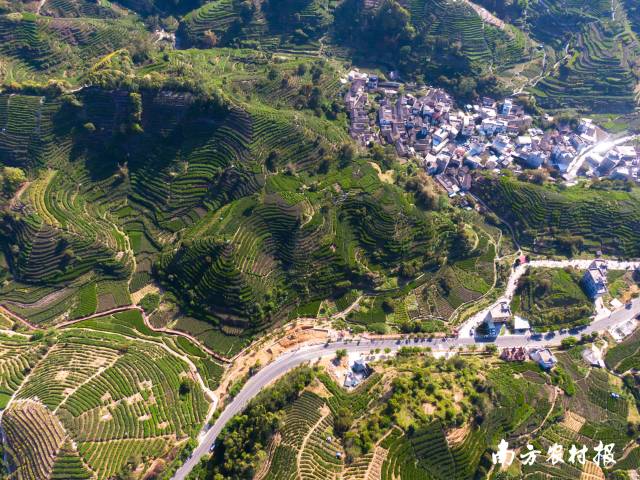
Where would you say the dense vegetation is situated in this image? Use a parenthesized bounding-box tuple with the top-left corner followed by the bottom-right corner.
(200, 347, 640, 479)
(0, 46, 484, 345)
(1, 0, 640, 476)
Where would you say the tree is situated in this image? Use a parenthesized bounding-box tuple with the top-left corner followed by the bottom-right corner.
(338, 143, 356, 167)
(456, 76, 477, 99)
(334, 407, 353, 437)
(2, 167, 27, 196)
(179, 380, 191, 396)
(449, 223, 473, 259)
(266, 151, 279, 172)
(560, 336, 578, 350)
(335, 349, 347, 360)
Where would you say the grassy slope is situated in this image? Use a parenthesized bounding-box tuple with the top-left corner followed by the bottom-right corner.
(511, 267, 593, 330)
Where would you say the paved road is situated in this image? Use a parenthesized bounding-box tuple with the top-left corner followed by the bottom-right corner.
(457, 259, 640, 337)
(172, 297, 640, 479)
(565, 134, 639, 182)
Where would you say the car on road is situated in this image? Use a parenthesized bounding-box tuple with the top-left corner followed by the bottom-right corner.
(209, 442, 216, 452)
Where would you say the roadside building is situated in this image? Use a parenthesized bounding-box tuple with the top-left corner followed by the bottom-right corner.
(500, 347, 527, 362)
(512, 316, 531, 334)
(582, 260, 608, 299)
(489, 301, 511, 323)
(530, 348, 557, 370)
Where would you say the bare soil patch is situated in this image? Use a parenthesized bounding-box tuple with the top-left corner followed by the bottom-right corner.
(368, 162, 395, 184)
(216, 324, 328, 399)
(306, 379, 333, 399)
(446, 423, 470, 446)
(422, 403, 436, 415)
(132, 285, 160, 305)
(562, 411, 586, 432)
(580, 461, 605, 480)
(125, 393, 143, 405)
(365, 446, 388, 480)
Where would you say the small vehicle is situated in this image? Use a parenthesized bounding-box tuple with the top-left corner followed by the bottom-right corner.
(209, 442, 216, 452)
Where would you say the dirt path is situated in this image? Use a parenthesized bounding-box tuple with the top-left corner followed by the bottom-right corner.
(68, 326, 218, 426)
(331, 295, 363, 320)
(56, 305, 232, 363)
(52, 354, 120, 415)
(461, 0, 505, 30)
(516, 386, 559, 441)
(36, 0, 46, 15)
(4, 288, 70, 310)
(0, 305, 39, 329)
(8, 181, 30, 210)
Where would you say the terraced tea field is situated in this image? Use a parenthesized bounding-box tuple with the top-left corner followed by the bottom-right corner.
(532, 22, 639, 113)
(0, 318, 213, 479)
(473, 174, 640, 257)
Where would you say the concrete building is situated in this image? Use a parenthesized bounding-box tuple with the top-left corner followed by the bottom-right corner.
(530, 348, 557, 370)
(582, 260, 608, 299)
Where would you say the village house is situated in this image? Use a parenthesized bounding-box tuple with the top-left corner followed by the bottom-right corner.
(582, 259, 608, 299)
(530, 348, 557, 370)
(500, 347, 527, 362)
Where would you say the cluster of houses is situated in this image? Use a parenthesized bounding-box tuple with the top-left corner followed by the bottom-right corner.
(500, 346, 558, 370)
(583, 142, 640, 182)
(343, 70, 640, 194)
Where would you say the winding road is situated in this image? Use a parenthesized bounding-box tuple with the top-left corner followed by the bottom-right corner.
(172, 292, 640, 479)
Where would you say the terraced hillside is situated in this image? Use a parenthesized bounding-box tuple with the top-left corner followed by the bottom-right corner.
(472, 174, 640, 257)
(0, 12, 149, 78)
(178, 0, 332, 54)
(331, 0, 536, 92)
(0, 313, 215, 480)
(202, 346, 639, 480)
(511, 267, 593, 330)
(474, 0, 640, 112)
(410, 0, 530, 72)
(158, 164, 456, 336)
(0, 48, 467, 345)
(531, 21, 639, 113)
